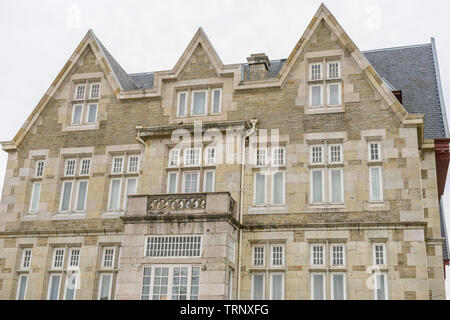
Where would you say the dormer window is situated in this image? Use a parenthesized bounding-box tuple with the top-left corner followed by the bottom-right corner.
(177, 92, 187, 117)
(191, 90, 207, 116)
(176, 87, 223, 118)
(212, 89, 222, 114)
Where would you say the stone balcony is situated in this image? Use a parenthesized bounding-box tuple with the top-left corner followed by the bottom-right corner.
(125, 192, 236, 219)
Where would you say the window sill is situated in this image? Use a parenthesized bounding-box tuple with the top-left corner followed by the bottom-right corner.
(101, 211, 125, 219)
(364, 201, 389, 211)
(306, 204, 346, 213)
(22, 214, 38, 221)
(248, 205, 288, 215)
(52, 213, 86, 220)
(62, 123, 99, 132)
(305, 106, 344, 115)
(248, 267, 286, 272)
(368, 161, 383, 166)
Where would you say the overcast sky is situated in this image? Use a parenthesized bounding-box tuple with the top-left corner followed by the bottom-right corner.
(1, 0, 450, 299)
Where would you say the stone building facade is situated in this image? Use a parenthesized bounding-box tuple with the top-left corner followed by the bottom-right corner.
(0, 4, 449, 300)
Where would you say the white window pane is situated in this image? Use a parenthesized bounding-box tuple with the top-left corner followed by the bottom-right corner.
(76, 181, 88, 211)
(183, 172, 199, 193)
(17, 275, 28, 300)
(128, 156, 139, 173)
(312, 274, 324, 300)
(213, 90, 221, 114)
(255, 174, 266, 205)
(332, 274, 345, 300)
(370, 167, 382, 201)
(90, 83, 100, 98)
(99, 274, 112, 300)
(87, 104, 97, 123)
(311, 64, 322, 80)
(178, 92, 186, 116)
(204, 171, 214, 192)
(112, 157, 124, 174)
(65, 159, 76, 176)
(168, 173, 178, 194)
(192, 91, 206, 115)
(49, 275, 61, 300)
(375, 274, 386, 300)
(273, 172, 284, 205)
(328, 62, 340, 78)
(271, 274, 283, 300)
(30, 182, 41, 213)
(72, 105, 83, 124)
(330, 169, 343, 203)
(60, 182, 72, 211)
(80, 159, 91, 175)
(124, 178, 137, 209)
(311, 86, 322, 106)
(35, 160, 45, 177)
(108, 180, 121, 210)
(312, 170, 323, 203)
(65, 274, 77, 300)
(75, 85, 85, 100)
(252, 274, 264, 300)
(329, 84, 340, 105)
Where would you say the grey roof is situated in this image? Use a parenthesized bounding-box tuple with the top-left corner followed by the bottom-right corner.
(129, 72, 154, 89)
(241, 59, 287, 80)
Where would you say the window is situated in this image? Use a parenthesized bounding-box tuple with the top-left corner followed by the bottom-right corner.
(64, 273, 78, 300)
(71, 104, 83, 125)
(369, 166, 383, 202)
(184, 148, 201, 166)
(191, 90, 207, 115)
(311, 273, 325, 300)
(374, 273, 388, 300)
(310, 169, 324, 204)
(177, 92, 187, 117)
(269, 273, 284, 300)
(311, 244, 324, 266)
(86, 103, 98, 123)
(48, 274, 62, 300)
(256, 149, 267, 166)
(35, 160, 45, 177)
(128, 155, 140, 173)
(52, 248, 65, 269)
(327, 62, 340, 79)
(68, 248, 81, 269)
(310, 145, 324, 164)
(203, 170, 215, 192)
(270, 245, 284, 267)
(74, 84, 86, 100)
(21, 249, 32, 270)
(89, 83, 100, 99)
(205, 147, 216, 165)
(272, 147, 285, 166)
(328, 144, 342, 163)
(141, 265, 200, 300)
(111, 156, 124, 174)
(98, 273, 113, 300)
(108, 178, 122, 211)
(327, 83, 341, 106)
(329, 168, 343, 204)
(59, 181, 73, 212)
(310, 85, 323, 107)
(64, 159, 76, 176)
(331, 244, 345, 267)
(183, 172, 200, 193)
(212, 88, 222, 114)
(145, 236, 202, 258)
(368, 142, 381, 161)
(252, 273, 265, 300)
(373, 243, 386, 266)
(310, 63, 322, 80)
(102, 247, 115, 268)
(16, 275, 28, 300)
(124, 177, 138, 209)
(167, 172, 178, 194)
(253, 245, 265, 267)
(74, 181, 88, 212)
(169, 149, 180, 167)
(272, 172, 285, 205)
(331, 273, 346, 300)
(29, 182, 41, 213)
(79, 158, 91, 176)
(254, 173, 266, 205)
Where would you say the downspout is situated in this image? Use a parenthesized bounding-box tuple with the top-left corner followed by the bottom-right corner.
(136, 126, 146, 145)
(237, 119, 257, 300)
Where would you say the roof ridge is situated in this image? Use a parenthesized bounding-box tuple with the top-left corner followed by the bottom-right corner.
(362, 43, 431, 54)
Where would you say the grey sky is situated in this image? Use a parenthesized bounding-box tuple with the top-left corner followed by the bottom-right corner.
(1, 0, 450, 299)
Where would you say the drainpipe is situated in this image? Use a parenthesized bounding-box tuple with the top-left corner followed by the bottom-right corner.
(136, 126, 146, 145)
(237, 119, 257, 300)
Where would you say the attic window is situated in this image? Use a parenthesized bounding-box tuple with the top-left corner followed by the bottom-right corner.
(327, 62, 340, 79)
(74, 84, 86, 100)
(89, 83, 101, 99)
(310, 63, 322, 80)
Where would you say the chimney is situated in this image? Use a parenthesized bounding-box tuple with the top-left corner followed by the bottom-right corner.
(246, 53, 270, 80)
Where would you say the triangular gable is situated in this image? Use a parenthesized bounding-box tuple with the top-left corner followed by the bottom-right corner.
(2, 29, 127, 151)
(171, 27, 224, 79)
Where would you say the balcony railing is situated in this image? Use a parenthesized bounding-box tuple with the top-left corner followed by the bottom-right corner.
(126, 192, 235, 218)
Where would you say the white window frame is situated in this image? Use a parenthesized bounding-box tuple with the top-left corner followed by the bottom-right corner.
(71, 104, 84, 125)
(310, 145, 324, 164)
(177, 91, 188, 117)
(327, 61, 341, 79)
(52, 248, 65, 270)
(98, 273, 113, 300)
(203, 170, 215, 192)
(64, 159, 77, 177)
(166, 172, 179, 194)
(123, 177, 138, 210)
(127, 155, 140, 173)
(182, 171, 200, 193)
(74, 180, 89, 212)
(269, 272, 285, 300)
(368, 141, 381, 162)
(89, 82, 101, 99)
(253, 172, 267, 206)
(63, 273, 78, 300)
(270, 244, 285, 268)
(16, 274, 28, 300)
(111, 156, 124, 174)
(59, 181, 74, 213)
(271, 171, 285, 205)
(204, 146, 216, 166)
(373, 272, 389, 300)
(79, 158, 91, 176)
(252, 245, 265, 267)
(183, 148, 202, 167)
(311, 244, 325, 267)
(169, 149, 180, 167)
(68, 248, 81, 270)
(85, 103, 98, 124)
(102, 247, 116, 269)
(310, 62, 323, 80)
(369, 166, 384, 202)
(145, 235, 202, 258)
(47, 274, 62, 300)
(35, 160, 45, 177)
(328, 168, 344, 204)
(310, 272, 326, 300)
(191, 89, 208, 116)
(251, 273, 265, 300)
(328, 144, 343, 164)
(256, 148, 268, 166)
(271, 147, 286, 166)
(21, 249, 32, 270)
(107, 178, 122, 211)
(330, 244, 345, 267)
(310, 169, 325, 204)
(211, 88, 222, 114)
(327, 82, 342, 106)
(29, 181, 41, 214)
(330, 272, 346, 300)
(309, 84, 323, 107)
(74, 84, 86, 100)
(372, 243, 387, 267)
